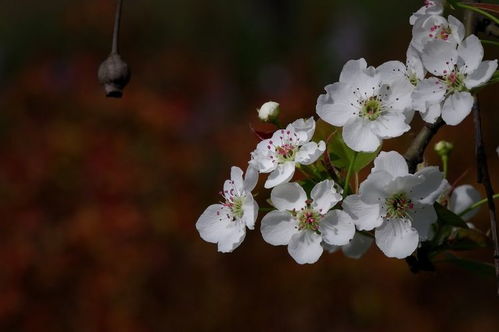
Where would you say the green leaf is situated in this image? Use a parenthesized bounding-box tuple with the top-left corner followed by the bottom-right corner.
(434, 202, 469, 228)
(328, 132, 380, 172)
(438, 253, 495, 277)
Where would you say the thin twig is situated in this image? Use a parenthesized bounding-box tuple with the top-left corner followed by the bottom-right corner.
(112, 0, 124, 54)
(472, 97, 499, 296)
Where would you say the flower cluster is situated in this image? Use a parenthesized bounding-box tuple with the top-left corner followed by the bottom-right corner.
(195, 1, 495, 265)
(316, 1, 497, 152)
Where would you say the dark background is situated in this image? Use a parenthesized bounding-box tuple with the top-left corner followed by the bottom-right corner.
(0, 0, 498, 331)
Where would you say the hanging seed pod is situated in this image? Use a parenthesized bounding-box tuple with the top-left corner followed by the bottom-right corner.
(98, 53, 130, 98)
(98, 0, 130, 98)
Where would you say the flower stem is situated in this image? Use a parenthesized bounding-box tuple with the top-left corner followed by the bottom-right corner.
(480, 39, 499, 48)
(442, 155, 449, 178)
(459, 194, 499, 217)
(271, 118, 284, 129)
(455, 2, 499, 25)
(343, 152, 358, 197)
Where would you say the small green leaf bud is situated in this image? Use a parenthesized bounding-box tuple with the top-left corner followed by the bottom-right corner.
(434, 140, 454, 157)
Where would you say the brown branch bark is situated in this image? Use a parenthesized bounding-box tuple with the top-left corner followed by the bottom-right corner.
(464, 0, 499, 296)
(472, 97, 499, 296)
(404, 119, 445, 173)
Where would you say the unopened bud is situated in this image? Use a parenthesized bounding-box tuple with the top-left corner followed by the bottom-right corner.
(257, 101, 280, 122)
(98, 53, 131, 98)
(434, 140, 453, 157)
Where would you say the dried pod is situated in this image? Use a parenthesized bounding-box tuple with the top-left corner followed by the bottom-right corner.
(98, 53, 131, 98)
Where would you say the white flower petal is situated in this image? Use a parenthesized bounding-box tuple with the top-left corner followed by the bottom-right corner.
(270, 182, 307, 211)
(243, 165, 259, 192)
(449, 185, 481, 221)
(380, 78, 414, 111)
(420, 102, 442, 124)
(343, 118, 382, 152)
(441, 91, 474, 126)
(457, 34, 483, 74)
(376, 60, 407, 84)
(250, 140, 277, 173)
(319, 210, 356, 246)
(289, 117, 316, 142)
(375, 219, 419, 259)
(465, 60, 498, 89)
(372, 151, 409, 178)
(295, 141, 326, 165)
(384, 175, 424, 197)
(230, 167, 245, 192)
(410, 0, 444, 25)
(217, 221, 247, 253)
(339, 58, 368, 83)
(241, 195, 258, 230)
(317, 99, 357, 127)
(287, 231, 324, 264)
(420, 179, 450, 205)
(408, 203, 437, 241)
(407, 45, 426, 80)
(311, 179, 342, 213)
(411, 15, 448, 52)
(448, 15, 465, 45)
(342, 232, 373, 259)
(265, 161, 296, 189)
(411, 77, 446, 112)
(340, 59, 380, 96)
(196, 204, 233, 244)
(411, 166, 444, 202)
(422, 40, 458, 77)
(343, 194, 383, 231)
(260, 210, 298, 245)
(359, 171, 392, 204)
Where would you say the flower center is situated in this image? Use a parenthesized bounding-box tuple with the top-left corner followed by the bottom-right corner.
(408, 72, 419, 86)
(385, 192, 414, 219)
(223, 196, 245, 220)
(360, 97, 383, 120)
(296, 208, 322, 232)
(444, 71, 466, 93)
(429, 24, 451, 40)
(275, 143, 297, 162)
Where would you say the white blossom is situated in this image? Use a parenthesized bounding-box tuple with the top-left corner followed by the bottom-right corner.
(249, 117, 326, 188)
(413, 35, 498, 125)
(257, 101, 280, 122)
(410, 0, 444, 26)
(260, 180, 355, 264)
(196, 166, 259, 252)
(316, 58, 413, 152)
(377, 46, 426, 114)
(343, 151, 444, 259)
(411, 15, 464, 52)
